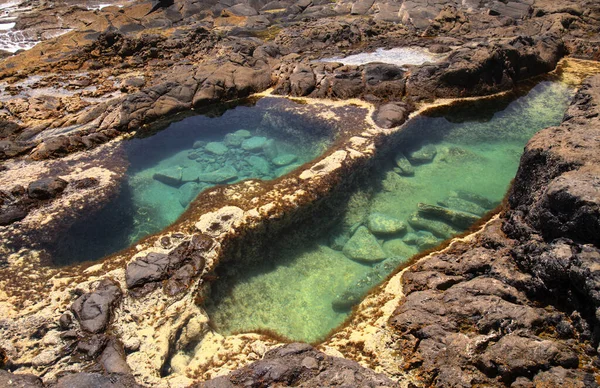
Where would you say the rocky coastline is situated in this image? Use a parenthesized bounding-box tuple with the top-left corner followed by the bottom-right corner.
(1, 0, 600, 387)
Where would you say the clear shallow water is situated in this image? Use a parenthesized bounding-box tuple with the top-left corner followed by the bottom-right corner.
(203, 81, 574, 344)
(318, 47, 446, 67)
(48, 97, 335, 265)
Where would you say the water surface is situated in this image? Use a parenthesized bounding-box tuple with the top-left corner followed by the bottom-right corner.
(49, 97, 335, 265)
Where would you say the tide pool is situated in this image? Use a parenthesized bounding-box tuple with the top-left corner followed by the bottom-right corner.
(204, 80, 574, 343)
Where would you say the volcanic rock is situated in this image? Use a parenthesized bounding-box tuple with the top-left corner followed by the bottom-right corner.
(71, 279, 122, 334)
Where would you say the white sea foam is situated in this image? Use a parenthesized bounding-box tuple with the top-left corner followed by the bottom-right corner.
(318, 47, 446, 67)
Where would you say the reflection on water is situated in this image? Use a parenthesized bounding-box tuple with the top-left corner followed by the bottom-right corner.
(48, 97, 335, 265)
(204, 81, 574, 344)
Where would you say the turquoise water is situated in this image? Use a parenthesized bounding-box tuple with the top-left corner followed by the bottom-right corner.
(204, 81, 574, 343)
(48, 98, 335, 265)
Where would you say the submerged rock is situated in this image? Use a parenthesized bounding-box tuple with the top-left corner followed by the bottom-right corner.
(262, 139, 279, 160)
(179, 182, 199, 208)
(383, 238, 418, 258)
(153, 168, 182, 187)
(205, 142, 228, 155)
(409, 144, 437, 164)
(332, 256, 404, 311)
(439, 196, 487, 216)
(393, 152, 415, 176)
(366, 212, 407, 235)
(272, 153, 297, 166)
(248, 155, 271, 175)
(241, 136, 268, 152)
(408, 213, 459, 239)
(342, 226, 387, 263)
(417, 202, 480, 229)
(197, 165, 238, 183)
(403, 231, 441, 250)
(456, 189, 497, 209)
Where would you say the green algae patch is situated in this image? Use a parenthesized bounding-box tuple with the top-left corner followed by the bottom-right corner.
(202, 80, 574, 344)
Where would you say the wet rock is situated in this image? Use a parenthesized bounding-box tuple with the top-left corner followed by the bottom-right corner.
(153, 168, 182, 187)
(342, 226, 387, 263)
(403, 230, 441, 250)
(374, 102, 410, 129)
(241, 136, 268, 152)
(125, 252, 171, 289)
(272, 153, 297, 166)
(205, 142, 228, 155)
(71, 279, 122, 334)
(408, 213, 459, 239)
(27, 177, 68, 200)
(248, 155, 271, 175)
(393, 152, 415, 176)
(197, 165, 238, 183)
(408, 144, 437, 164)
(366, 212, 407, 235)
(201, 343, 398, 387)
(417, 202, 480, 229)
(0, 370, 43, 387)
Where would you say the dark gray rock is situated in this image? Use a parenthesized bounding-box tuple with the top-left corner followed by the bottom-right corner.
(27, 177, 68, 200)
(98, 339, 132, 375)
(374, 103, 410, 129)
(71, 279, 122, 334)
(289, 64, 316, 96)
(199, 343, 399, 387)
(125, 253, 171, 289)
(53, 373, 142, 388)
(0, 370, 43, 388)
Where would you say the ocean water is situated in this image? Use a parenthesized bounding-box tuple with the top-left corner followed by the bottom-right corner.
(48, 97, 335, 265)
(203, 80, 574, 344)
(317, 47, 446, 67)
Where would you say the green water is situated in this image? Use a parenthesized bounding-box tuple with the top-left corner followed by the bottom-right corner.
(204, 81, 574, 343)
(48, 98, 334, 265)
